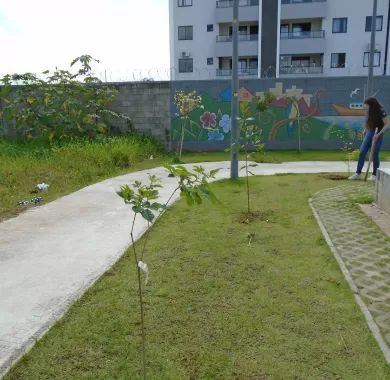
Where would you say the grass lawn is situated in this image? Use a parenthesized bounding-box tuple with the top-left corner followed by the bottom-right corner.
(4, 175, 390, 379)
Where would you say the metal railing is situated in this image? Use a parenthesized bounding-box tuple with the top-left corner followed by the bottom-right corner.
(216, 33, 259, 42)
(216, 0, 259, 8)
(279, 65, 323, 74)
(282, 0, 326, 3)
(280, 30, 325, 39)
(216, 68, 258, 76)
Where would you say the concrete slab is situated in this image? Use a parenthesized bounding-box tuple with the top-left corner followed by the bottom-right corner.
(360, 203, 390, 238)
(376, 168, 390, 215)
(1, 160, 390, 376)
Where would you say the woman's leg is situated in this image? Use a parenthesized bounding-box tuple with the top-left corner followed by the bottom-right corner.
(373, 134, 384, 175)
(356, 131, 374, 174)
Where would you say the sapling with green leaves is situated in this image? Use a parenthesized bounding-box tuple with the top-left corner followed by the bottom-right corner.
(332, 128, 360, 176)
(235, 93, 274, 214)
(117, 165, 220, 379)
(173, 90, 203, 162)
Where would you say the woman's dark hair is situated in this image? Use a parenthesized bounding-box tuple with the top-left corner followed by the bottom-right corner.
(364, 97, 382, 129)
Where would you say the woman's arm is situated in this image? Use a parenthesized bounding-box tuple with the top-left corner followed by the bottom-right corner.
(374, 117, 388, 139)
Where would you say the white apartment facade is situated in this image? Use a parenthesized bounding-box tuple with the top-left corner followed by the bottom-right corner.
(169, 0, 390, 80)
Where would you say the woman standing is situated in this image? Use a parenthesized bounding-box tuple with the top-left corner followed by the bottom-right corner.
(349, 97, 388, 181)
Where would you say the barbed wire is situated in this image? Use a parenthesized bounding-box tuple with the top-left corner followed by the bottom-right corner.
(0, 63, 386, 84)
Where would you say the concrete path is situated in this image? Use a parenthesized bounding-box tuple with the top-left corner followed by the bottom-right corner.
(1, 160, 390, 376)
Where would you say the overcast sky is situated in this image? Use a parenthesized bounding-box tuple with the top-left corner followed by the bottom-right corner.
(0, 0, 170, 81)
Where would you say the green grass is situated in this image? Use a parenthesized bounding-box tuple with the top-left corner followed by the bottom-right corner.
(5, 175, 390, 379)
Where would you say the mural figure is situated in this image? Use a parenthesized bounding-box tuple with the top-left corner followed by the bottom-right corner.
(171, 81, 388, 149)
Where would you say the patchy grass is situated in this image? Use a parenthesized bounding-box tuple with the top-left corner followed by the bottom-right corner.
(0, 136, 166, 220)
(5, 175, 390, 379)
(2, 139, 389, 221)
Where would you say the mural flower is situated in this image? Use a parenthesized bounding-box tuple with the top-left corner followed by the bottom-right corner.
(219, 114, 231, 133)
(200, 111, 217, 129)
(208, 131, 225, 141)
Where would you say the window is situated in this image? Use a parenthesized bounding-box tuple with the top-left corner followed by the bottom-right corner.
(239, 25, 248, 35)
(179, 58, 193, 73)
(249, 58, 258, 69)
(363, 51, 381, 67)
(239, 58, 248, 70)
(291, 56, 310, 67)
(178, 0, 192, 6)
(331, 53, 346, 68)
(207, 57, 214, 65)
(292, 23, 311, 37)
(366, 16, 383, 32)
(178, 26, 193, 40)
(207, 24, 213, 32)
(332, 18, 348, 33)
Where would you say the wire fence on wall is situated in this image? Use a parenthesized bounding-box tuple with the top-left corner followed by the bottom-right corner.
(0, 63, 384, 85)
(94, 63, 383, 83)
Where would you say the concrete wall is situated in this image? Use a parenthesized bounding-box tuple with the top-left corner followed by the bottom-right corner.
(109, 82, 171, 147)
(0, 81, 171, 147)
(376, 169, 390, 214)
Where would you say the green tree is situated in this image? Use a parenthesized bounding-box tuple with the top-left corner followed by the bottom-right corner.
(0, 55, 131, 142)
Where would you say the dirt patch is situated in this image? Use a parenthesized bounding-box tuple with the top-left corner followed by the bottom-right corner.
(238, 210, 273, 224)
(320, 174, 348, 181)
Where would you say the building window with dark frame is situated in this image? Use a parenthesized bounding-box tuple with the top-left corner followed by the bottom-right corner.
(207, 57, 214, 65)
(365, 16, 383, 32)
(331, 53, 346, 68)
(207, 24, 213, 32)
(332, 18, 348, 33)
(363, 51, 381, 67)
(179, 58, 193, 73)
(178, 26, 193, 40)
(178, 0, 192, 7)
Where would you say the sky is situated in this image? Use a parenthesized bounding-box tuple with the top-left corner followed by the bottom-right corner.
(0, 0, 170, 81)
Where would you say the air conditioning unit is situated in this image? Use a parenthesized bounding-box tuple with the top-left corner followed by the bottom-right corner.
(181, 51, 191, 58)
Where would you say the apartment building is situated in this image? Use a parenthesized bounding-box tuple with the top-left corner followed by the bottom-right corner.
(169, 0, 390, 80)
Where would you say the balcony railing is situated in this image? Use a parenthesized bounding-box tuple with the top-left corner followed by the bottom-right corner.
(280, 30, 325, 39)
(216, 0, 259, 8)
(217, 33, 259, 42)
(216, 68, 258, 76)
(281, 0, 326, 4)
(279, 65, 323, 74)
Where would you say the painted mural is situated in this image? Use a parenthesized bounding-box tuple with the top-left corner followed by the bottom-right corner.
(171, 79, 389, 150)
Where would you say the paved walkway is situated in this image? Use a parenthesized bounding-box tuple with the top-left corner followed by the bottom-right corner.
(311, 183, 390, 363)
(1, 161, 390, 376)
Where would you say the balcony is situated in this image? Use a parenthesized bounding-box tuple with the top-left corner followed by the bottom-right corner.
(281, 0, 326, 3)
(216, 0, 259, 23)
(281, 0, 326, 19)
(279, 65, 324, 76)
(216, 34, 258, 56)
(216, 68, 258, 77)
(216, 0, 259, 7)
(216, 33, 258, 42)
(280, 30, 325, 54)
(280, 30, 324, 39)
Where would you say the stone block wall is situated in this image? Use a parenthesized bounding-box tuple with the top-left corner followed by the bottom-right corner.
(109, 81, 170, 148)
